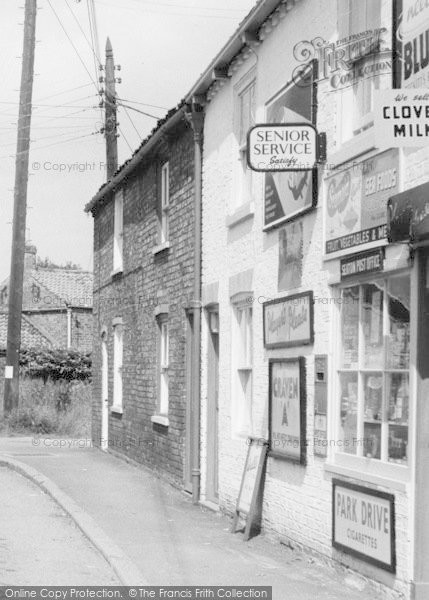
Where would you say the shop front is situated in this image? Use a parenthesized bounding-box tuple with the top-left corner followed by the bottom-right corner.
(387, 180, 429, 600)
(323, 147, 414, 596)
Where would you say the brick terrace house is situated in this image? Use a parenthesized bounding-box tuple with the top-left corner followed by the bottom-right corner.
(85, 103, 203, 489)
(0, 245, 93, 352)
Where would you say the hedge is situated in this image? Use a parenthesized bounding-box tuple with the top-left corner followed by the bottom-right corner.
(18, 347, 92, 382)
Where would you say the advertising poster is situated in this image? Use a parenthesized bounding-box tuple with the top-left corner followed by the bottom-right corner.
(395, 0, 429, 88)
(375, 89, 429, 146)
(269, 358, 306, 463)
(325, 149, 400, 257)
(333, 479, 396, 572)
(264, 68, 316, 228)
(263, 292, 314, 349)
(278, 220, 303, 291)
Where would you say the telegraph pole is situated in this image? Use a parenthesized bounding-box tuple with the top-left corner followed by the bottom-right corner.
(104, 37, 118, 179)
(3, 0, 37, 415)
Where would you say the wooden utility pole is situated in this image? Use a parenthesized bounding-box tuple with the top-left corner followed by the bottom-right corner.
(3, 0, 37, 415)
(105, 37, 118, 180)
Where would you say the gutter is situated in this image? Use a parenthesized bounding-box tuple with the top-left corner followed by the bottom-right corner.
(184, 0, 282, 102)
(85, 106, 186, 213)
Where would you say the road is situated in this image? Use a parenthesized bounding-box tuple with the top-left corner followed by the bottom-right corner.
(0, 466, 120, 585)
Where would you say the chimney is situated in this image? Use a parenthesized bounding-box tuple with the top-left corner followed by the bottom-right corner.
(24, 244, 37, 274)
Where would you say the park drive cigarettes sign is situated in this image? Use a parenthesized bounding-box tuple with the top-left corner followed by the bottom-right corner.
(332, 479, 396, 572)
(375, 89, 429, 146)
(247, 123, 317, 171)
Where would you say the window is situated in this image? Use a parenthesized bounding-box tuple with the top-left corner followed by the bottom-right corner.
(158, 317, 169, 415)
(233, 76, 256, 210)
(113, 190, 123, 272)
(336, 0, 389, 142)
(160, 162, 170, 243)
(231, 303, 253, 437)
(337, 274, 410, 464)
(112, 323, 123, 412)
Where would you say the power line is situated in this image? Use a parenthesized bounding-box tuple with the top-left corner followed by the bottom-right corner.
(94, 1, 241, 19)
(0, 130, 101, 160)
(117, 101, 159, 120)
(117, 97, 168, 110)
(34, 82, 93, 102)
(46, 0, 99, 92)
(118, 125, 133, 152)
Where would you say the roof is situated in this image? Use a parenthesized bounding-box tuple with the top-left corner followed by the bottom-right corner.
(32, 269, 93, 308)
(85, 0, 286, 213)
(0, 312, 53, 349)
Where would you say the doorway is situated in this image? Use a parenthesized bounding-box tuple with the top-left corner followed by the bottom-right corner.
(101, 334, 109, 451)
(206, 308, 219, 503)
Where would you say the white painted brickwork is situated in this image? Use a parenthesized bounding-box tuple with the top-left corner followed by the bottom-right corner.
(200, 1, 414, 599)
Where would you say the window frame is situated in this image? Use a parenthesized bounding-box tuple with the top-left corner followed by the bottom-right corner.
(160, 161, 170, 244)
(329, 270, 413, 482)
(113, 189, 124, 273)
(112, 322, 123, 414)
(231, 300, 253, 438)
(158, 316, 169, 416)
(232, 69, 256, 212)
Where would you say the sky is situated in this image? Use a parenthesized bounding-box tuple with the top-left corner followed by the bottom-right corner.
(0, 0, 256, 280)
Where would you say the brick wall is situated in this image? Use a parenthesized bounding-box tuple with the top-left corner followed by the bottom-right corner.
(91, 120, 195, 485)
(200, 1, 411, 599)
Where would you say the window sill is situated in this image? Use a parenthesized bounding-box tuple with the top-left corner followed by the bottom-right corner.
(152, 241, 170, 256)
(110, 405, 123, 415)
(324, 457, 409, 492)
(225, 202, 254, 229)
(328, 127, 376, 169)
(110, 268, 123, 281)
(151, 414, 169, 427)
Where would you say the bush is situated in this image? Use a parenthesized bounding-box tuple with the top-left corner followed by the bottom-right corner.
(19, 347, 92, 382)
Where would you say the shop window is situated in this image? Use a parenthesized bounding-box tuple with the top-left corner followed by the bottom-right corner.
(160, 162, 170, 244)
(158, 317, 169, 415)
(337, 274, 410, 464)
(112, 323, 123, 413)
(113, 189, 123, 272)
(233, 73, 256, 211)
(231, 302, 253, 437)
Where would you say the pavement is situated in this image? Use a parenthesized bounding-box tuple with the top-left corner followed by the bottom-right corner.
(0, 436, 380, 598)
(0, 467, 120, 585)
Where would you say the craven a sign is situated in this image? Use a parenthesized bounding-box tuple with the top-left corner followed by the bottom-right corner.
(332, 479, 396, 572)
(247, 123, 318, 171)
(375, 89, 429, 146)
(269, 358, 306, 464)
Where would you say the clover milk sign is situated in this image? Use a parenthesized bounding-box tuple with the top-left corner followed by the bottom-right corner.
(332, 479, 396, 572)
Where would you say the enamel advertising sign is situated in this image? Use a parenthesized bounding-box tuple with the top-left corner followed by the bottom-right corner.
(394, 0, 429, 88)
(332, 479, 396, 572)
(375, 89, 429, 146)
(324, 149, 400, 257)
(269, 358, 306, 464)
(247, 123, 318, 171)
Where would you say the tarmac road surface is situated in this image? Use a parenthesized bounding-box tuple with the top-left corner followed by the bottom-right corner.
(0, 466, 120, 586)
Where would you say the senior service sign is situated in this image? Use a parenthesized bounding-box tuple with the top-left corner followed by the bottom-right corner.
(332, 479, 396, 572)
(247, 123, 318, 171)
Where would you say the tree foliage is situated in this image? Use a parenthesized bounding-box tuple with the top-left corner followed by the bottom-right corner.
(19, 347, 92, 382)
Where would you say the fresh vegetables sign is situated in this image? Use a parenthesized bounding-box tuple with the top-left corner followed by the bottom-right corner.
(325, 149, 399, 257)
